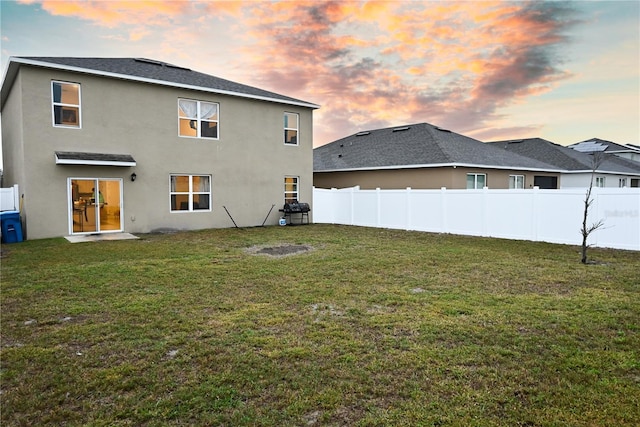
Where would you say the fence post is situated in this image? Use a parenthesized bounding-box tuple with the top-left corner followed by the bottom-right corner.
(406, 187, 412, 230)
(441, 187, 447, 233)
(374, 188, 380, 227)
(531, 186, 539, 242)
(482, 186, 489, 237)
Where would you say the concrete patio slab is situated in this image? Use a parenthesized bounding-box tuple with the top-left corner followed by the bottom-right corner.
(65, 233, 139, 243)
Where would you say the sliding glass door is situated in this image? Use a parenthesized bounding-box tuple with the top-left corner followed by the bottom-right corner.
(70, 178, 122, 234)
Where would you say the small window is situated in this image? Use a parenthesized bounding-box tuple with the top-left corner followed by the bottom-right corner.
(178, 99, 219, 139)
(618, 178, 627, 188)
(284, 112, 299, 145)
(284, 176, 299, 204)
(52, 81, 81, 128)
(170, 175, 212, 212)
(509, 175, 525, 189)
(467, 173, 486, 189)
(595, 177, 605, 188)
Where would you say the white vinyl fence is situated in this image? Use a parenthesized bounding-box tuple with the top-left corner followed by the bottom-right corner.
(313, 186, 640, 251)
(0, 184, 19, 211)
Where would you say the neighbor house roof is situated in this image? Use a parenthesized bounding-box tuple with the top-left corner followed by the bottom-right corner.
(314, 123, 561, 172)
(487, 138, 640, 176)
(568, 138, 640, 155)
(1, 57, 319, 109)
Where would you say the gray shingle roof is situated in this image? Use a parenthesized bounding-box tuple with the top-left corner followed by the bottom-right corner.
(488, 138, 640, 175)
(3, 57, 318, 109)
(314, 123, 560, 172)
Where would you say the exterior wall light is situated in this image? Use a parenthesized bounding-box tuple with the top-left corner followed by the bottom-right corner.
(131, 173, 137, 182)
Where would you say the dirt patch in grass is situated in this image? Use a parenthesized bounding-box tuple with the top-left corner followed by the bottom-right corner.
(246, 243, 313, 258)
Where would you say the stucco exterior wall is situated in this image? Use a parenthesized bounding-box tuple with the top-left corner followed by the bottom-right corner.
(6, 65, 314, 239)
(314, 167, 560, 190)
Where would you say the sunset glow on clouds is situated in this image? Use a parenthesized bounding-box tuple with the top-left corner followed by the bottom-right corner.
(2, 0, 638, 147)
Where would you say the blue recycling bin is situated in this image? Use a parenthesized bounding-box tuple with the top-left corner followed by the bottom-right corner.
(0, 211, 23, 243)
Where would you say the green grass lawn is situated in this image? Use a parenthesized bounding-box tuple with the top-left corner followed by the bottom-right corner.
(1, 224, 639, 426)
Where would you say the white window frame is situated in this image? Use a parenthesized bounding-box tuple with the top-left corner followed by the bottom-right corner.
(466, 173, 486, 189)
(170, 174, 212, 212)
(595, 177, 606, 188)
(509, 175, 525, 189)
(284, 176, 299, 204)
(178, 99, 219, 140)
(618, 178, 627, 188)
(52, 80, 81, 128)
(284, 112, 299, 145)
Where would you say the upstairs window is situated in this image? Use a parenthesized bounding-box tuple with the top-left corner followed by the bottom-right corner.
(284, 176, 299, 204)
(466, 173, 486, 189)
(284, 112, 299, 145)
(170, 174, 211, 212)
(52, 81, 81, 128)
(178, 99, 219, 139)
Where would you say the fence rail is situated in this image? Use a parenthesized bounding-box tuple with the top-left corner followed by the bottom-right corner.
(313, 186, 640, 251)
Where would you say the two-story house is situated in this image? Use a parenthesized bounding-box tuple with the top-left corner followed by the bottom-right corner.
(1, 57, 319, 240)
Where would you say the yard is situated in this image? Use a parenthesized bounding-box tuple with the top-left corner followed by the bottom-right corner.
(1, 224, 639, 426)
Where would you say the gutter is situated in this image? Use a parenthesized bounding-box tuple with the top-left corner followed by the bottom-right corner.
(314, 162, 564, 174)
(562, 169, 640, 177)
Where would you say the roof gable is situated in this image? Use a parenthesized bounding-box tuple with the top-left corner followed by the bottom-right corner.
(314, 123, 560, 172)
(2, 57, 319, 109)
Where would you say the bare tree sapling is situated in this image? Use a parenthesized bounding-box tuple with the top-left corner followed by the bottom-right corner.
(580, 153, 606, 264)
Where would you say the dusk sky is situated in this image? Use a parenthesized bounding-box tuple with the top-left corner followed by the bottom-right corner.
(1, 0, 639, 148)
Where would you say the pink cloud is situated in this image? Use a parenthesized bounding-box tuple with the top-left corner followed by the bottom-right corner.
(23, 0, 192, 27)
(236, 1, 580, 145)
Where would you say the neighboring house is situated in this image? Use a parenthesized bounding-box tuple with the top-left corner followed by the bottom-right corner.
(313, 123, 562, 190)
(568, 138, 640, 162)
(1, 57, 319, 240)
(488, 138, 640, 188)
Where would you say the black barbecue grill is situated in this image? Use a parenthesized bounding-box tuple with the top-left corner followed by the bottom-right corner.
(281, 201, 310, 225)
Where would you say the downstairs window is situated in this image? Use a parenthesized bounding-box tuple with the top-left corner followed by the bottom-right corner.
(170, 175, 211, 212)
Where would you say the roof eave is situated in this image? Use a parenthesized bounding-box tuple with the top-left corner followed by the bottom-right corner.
(3, 57, 320, 110)
(595, 170, 640, 177)
(1, 59, 21, 109)
(314, 163, 563, 173)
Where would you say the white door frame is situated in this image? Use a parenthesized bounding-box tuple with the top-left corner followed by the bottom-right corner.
(67, 177, 123, 235)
